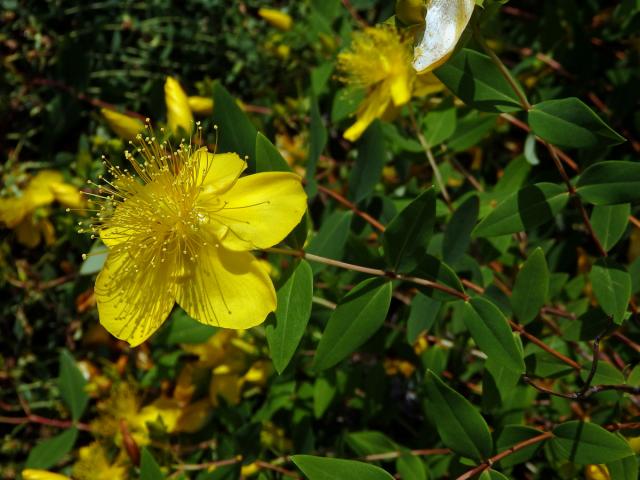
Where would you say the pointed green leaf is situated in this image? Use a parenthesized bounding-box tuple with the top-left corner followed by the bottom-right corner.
(346, 431, 398, 456)
(463, 298, 525, 374)
(407, 293, 441, 343)
(58, 350, 89, 421)
(266, 260, 314, 373)
(511, 247, 549, 325)
(551, 421, 633, 464)
(306, 92, 327, 195)
(411, 255, 465, 302)
(255, 132, 290, 172)
(396, 454, 427, 480)
(141, 448, 165, 480)
(497, 425, 547, 468)
(25, 427, 78, 469)
(589, 259, 631, 324)
(349, 120, 386, 203)
(383, 188, 436, 272)
(577, 161, 640, 205)
(528, 98, 625, 149)
(443, 194, 479, 264)
(473, 183, 569, 237)
(292, 455, 394, 480)
(423, 370, 493, 461)
(591, 203, 630, 251)
(307, 210, 352, 274)
(313, 279, 392, 371)
(608, 455, 639, 480)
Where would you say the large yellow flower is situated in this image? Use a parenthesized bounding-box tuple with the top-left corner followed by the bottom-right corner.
(83, 128, 307, 346)
(337, 26, 443, 142)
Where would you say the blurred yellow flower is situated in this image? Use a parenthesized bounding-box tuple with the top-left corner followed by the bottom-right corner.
(175, 398, 213, 433)
(21, 470, 70, 480)
(187, 95, 214, 116)
(585, 464, 610, 480)
(100, 108, 145, 141)
(165, 76, 194, 136)
(72, 442, 128, 480)
(261, 421, 292, 452)
(337, 26, 443, 142)
(0, 170, 83, 248)
(83, 129, 306, 346)
(384, 358, 416, 377)
(209, 372, 243, 407)
(258, 8, 293, 31)
(412, 0, 476, 73)
(241, 462, 261, 477)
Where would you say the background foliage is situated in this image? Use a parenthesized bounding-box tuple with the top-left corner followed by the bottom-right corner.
(1, 0, 640, 479)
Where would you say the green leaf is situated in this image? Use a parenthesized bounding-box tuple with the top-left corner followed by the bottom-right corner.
(423, 100, 457, 147)
(396, 454, 427, 480)
(551, 421, 633, 464)
(25, 427, 78, 469)
(434, 48, 524, 113)
(266, 260, 314, 374)
(58, 350, 89, 421)
(313, 279, 392, 371)
(383, 188, 436, 272)
(331, 87, 365, 123)
(591, 204, 630, 251)
(577, 161, 640, 205)
(411, 255, 465, 302)
(473, 183, 569, 237)
(423, 371, 493, 461)
(497, 425, 547, 468)
(511, 247, 549, 325)
(589, 259, 631, 324)
(292, 455, 394, 480)
(306, 92, 327, 195)
(462, 298, 525, 374)
(443, 195, 479, 265)
(349, 120, 386, 203)
(479, 471, 510, 480)
(140, 448, 165, 480)
(307, 211, 352, 274)
(347, 431, 398, 456)
(162, 309, 217, 345)
(255, 132, 290, 172)
(313, 375, 337, 418)
(528, 97, 625, 149)
(407, 293, 441, 343)
(608, 455, 639, 480)
(211, 83, 257, 169)
(447, 113, 497, 152)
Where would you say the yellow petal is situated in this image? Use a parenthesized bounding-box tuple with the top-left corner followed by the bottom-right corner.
(344, 85, 392, 142)
(413, 0, 475, 73)
(22, 470, 71, 480)
(0, 197, 29, 227)
(50, 182, 84, 209)
(95, 249, 176, 346)
(100, 108, 145, 141)
(165, 77, 194, 136)
(389, 71, 413, 106)
(210, 172, 306, 251)
(188, 96, 214, 116)
(15, 216, 41, 248)
(258, 8, 293, 31)
(175, 246, 276, 329)
(137, 397, 181, 433)
(396, 0, 426, 25)
(209, 373, 242, 407)
(194, 150, 247, 195)
(413, 71, 445, 97)
(25, 171, 60, 208)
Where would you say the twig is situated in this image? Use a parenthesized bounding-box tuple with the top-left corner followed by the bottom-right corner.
(254, 460, 300, 479)
(509, 321, 581, 371)
(315, 184, 386, 233)
(0, 414, 91, 431)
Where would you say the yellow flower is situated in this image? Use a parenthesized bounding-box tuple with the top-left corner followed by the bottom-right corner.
(337, 26, 415, 142)
(0, 170, 83, 248)
(21, 470, 70, 480)
(383, 358, 416, 377)
(82, 128, 307, 346)
(165, 77, 194, 136)
(209, 372, 243, 407)
(412, 0, 476, 73)
(241, 462, 261, 477)
(258, 8, 293, 31)
(72, 442, 128, 480)
(101, 108, 145, 141)
(188, 96, 214, 116)
(585, 464, 610, 480)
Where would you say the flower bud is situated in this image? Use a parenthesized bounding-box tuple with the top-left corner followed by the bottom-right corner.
(258, 8, 292, 31)
(188, 96, 214, 116)
(165, 77, 194, 136)
(100, 108, 145, 141)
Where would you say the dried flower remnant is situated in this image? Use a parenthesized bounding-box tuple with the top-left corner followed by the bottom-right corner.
(80, 124, 307, 346)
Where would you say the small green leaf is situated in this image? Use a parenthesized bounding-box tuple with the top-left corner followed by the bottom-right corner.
(423, 100, 457, 147)
(551, 421, 633, 464)
(25, 427, 78, 469)
(255, 132, 290, 172)
(58, 350, 89, 421)
(266, 260, 314, 374)
(140, 448, 165, 480)
(396, 454, 427, 480)
(307, 211, 352, 274)
(292, 455, 394, 480)
(347, 431, 398, 456)
(443, 194, 479, 265)
(528, 98, 625, 149)
(447, 113, 497, 152)
(162, 309, 217, 345)
(473, 183, 569, 237)
(577, 161, 640, 205)
(313, 279, 392, 371)
(608, 455, 639, 480)
(435, 48, 524, 113)
(407, 293, 441, 343)
(479, 471, 510, 480)
(383, 188, 436, 272)
(211, 83, 257, 169)
(589, 259, 631, 324)
(306, 92, 327, 195)
(511, 247, 549, 325)
(349, 120, 386, 203)
(423, 370, 493, 461)
(497, 426, 547, 468)
(313, 375, 337, 418)
(591, 203, 630, 251)
(411, 255, 465, 302)
(462, 298, 525, 374)
(331, 87, 364, 123)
